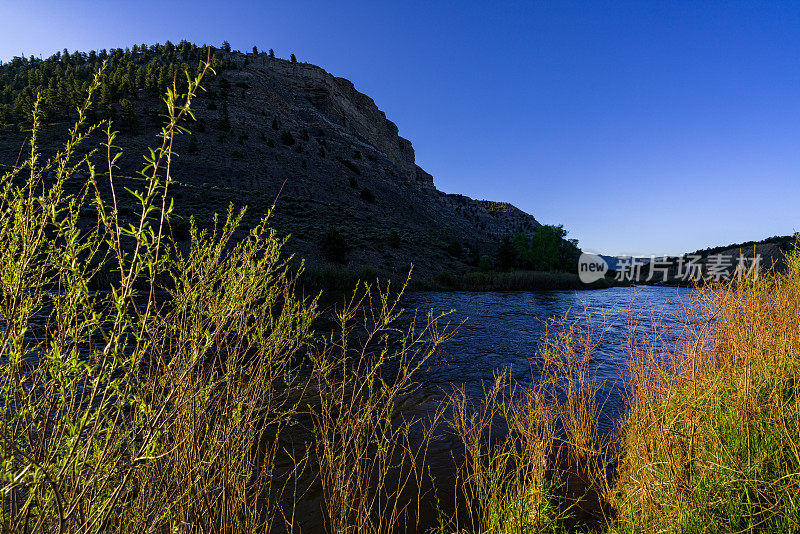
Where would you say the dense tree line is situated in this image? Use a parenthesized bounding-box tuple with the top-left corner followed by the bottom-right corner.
(495, 224, 580, 272)
(0, 41, 224, 127)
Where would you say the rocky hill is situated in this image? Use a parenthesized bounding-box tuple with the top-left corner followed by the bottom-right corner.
(0, 45, 544, 280)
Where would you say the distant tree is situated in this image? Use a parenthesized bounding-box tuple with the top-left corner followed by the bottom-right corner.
(320, 227, 348, 263)
(221, 41, 231, 52)
(559, 237, 580, 272)
(0, 104, 12, 127)
(252, 45, 258, 55)
(529, 225, 567, 271)
(511, 232, 533, 268)
(119, 98, 138, 131)
(496, 236, 516, 271)
(157, 67, 168, 93)
(290, 53, 297, 63)
(99, 83, 114, 110)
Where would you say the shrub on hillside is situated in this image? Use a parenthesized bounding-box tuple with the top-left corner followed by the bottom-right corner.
(388, 229, 401, 248)
(447, 240, 463, 257)
(280, 130, 295, 146)
(360, 187, 375, 203)
(319, 227, 349, 263)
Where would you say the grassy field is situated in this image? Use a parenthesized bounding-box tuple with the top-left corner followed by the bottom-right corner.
(2, 67, 798, 533)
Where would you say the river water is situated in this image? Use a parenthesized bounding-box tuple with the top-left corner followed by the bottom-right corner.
(342, 285, 698, 531)
(400, 285, 697, 432)
(292, 285, 701, 532)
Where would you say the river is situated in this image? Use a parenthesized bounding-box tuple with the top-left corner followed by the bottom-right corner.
(296, 285, 700, 531)
(400, 285, 697, 431)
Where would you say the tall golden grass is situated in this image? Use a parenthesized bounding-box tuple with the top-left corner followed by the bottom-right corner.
(441, 251, 800, 532)
(612, 251, 800, 532)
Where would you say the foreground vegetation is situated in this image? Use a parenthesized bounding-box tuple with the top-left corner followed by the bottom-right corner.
(1, 62, 798, 533)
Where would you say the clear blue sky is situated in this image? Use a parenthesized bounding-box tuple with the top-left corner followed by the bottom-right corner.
(2, 1, 798, 256)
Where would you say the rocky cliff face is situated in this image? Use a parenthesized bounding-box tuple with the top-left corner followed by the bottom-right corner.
(1, 50, 544, 278)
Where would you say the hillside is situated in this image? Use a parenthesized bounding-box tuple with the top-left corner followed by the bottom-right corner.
(0, 43, 546, 281)
(606, 234, 797, 284)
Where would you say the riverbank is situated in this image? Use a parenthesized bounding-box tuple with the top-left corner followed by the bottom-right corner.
(303, 263, 620, 292)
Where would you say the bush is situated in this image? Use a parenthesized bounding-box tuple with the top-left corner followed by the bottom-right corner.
(612, 256, 800, 531)
(280, 130, 295, 146)
(447, 240, 463, 257)
(319, 226, 349, 263)
(434, 271, 459, 288)
(388, 229, 401, 248)
(358, 265, 381, 283)
(360, 187, 375, 203)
